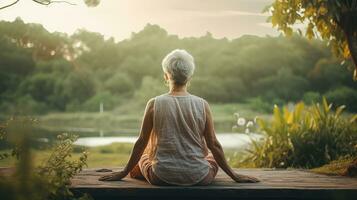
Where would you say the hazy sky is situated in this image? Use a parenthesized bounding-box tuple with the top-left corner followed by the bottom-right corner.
(0, 0, 278, 41)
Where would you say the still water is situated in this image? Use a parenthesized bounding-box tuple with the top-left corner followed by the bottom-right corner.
(74, 133, 263, 149)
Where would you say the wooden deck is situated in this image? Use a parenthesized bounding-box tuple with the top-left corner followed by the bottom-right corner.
(70, 168, 357, 200)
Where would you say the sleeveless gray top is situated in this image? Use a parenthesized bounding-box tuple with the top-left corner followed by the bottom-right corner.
(151, 93, 210, 186)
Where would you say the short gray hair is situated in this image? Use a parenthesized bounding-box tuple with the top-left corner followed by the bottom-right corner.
(162, 49, 195, 85)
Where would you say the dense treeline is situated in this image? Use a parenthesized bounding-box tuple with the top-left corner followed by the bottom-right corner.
(0, 18, 356, 114)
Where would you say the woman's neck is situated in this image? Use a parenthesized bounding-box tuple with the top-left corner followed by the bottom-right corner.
(169, 84, 188, 95)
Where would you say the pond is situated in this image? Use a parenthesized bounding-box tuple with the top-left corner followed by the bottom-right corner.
(74, 133, 263, 149)
(30, 126, 263, 150)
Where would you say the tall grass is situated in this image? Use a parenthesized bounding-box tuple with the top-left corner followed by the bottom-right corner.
(246, 98, 357, 168)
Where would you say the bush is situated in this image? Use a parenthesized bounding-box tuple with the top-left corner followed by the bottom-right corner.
(245, 98, 357, 168)
(311, 157, 357, 177)
(0, 95, 50, 115)
(0, 118, 90, 200)
(79, 91, 121, 112)
(247, 97, 272, 113)
(190, 77, 246, 102)
(302, 91, 321, 104)
(325, 86, 357, 112)
(103, 73, 135, 97)
(132, 76, 166, 106)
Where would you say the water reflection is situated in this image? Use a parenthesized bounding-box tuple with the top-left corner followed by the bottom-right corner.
(74, 133, 263, 149)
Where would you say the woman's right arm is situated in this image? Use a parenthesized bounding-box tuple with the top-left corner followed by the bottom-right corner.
(203, 101, 259, 183)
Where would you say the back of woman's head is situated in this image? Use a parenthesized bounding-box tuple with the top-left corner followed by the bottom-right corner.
(162, 49, 195, 86)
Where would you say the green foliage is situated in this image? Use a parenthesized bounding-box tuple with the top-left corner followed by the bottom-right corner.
(37, 134, 88, 200)
(303, 91, 321, 104)
(247, 97, 272, 113)
(311, 157, 356, 176)
(0, 95, 49, 115)
(131, 76, 166, 106)
(78, 91, 119, 112)
(0, 19, 357, 114)
(267, 0, 357, 79)
(0, 118, 90, 200)
(325, 86, 357, 112)
(0, 18, 71, 60)
(253, 68, 309, 102)
(308, 58, 354, 91)
(103, 73, 135, 97)
(246, 98, 357, 168)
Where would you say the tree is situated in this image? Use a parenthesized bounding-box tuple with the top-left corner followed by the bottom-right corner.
(0, 18, 72, 61)
(0, 0, 100, 10)
(267, 0, 357, 80)
(1, 19, 356, 113)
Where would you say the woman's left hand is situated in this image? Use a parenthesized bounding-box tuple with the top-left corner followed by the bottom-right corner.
(98, 170, 127, 181)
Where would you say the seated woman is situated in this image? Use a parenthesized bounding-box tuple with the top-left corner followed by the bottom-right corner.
(99, 49, 259, 186)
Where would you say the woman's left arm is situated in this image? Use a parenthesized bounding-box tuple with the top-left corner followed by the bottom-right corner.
(99, 98, 154, 181)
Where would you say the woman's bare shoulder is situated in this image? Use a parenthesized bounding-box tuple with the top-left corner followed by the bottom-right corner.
(146, 98, 155, 109)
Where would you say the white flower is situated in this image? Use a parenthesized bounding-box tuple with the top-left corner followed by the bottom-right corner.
(246, 121, 254, 127)
(237, 117, 246, 126)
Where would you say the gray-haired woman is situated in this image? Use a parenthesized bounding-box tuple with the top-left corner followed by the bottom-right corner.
(99, 49, 259, 185)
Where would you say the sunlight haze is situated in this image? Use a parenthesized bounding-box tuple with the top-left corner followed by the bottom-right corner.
(0, 0, 277, 41)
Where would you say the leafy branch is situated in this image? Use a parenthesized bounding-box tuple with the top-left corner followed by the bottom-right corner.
(0, 0, 99, 10)
(0, 0, 19, 10)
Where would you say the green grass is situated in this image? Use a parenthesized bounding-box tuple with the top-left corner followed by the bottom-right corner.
(0, 142, 248, 168)
(85, 143, 133, 167)
(0, 143, 133, 168)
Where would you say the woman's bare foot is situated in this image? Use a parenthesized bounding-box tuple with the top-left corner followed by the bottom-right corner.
(130, 164, 145, 180)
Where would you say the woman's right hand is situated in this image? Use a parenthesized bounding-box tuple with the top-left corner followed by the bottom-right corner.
(232, 172, 260, 183)
(98, 170, 127, 181)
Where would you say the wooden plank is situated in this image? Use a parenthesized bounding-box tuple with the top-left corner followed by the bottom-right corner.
(1, 167, 356, 199)
(69, 168, 357, 200)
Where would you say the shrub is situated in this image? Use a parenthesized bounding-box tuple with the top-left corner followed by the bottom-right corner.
(79, 91, 120, 112)
(311, 157, 357, 177)
(247, 97, 272, 113)
(0, 118, 90, 200)
(302, 91, 321, 104)
(246, 98, 357, 168)
(37, 133, 89, 200)
(0, 95, 50, 115)
(130, 76, 166, 107)
(325, 86, 357, 112)
(104, 73, 135, 97)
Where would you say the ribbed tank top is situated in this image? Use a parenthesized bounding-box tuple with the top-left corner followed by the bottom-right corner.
(151, 93, 210, 186)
